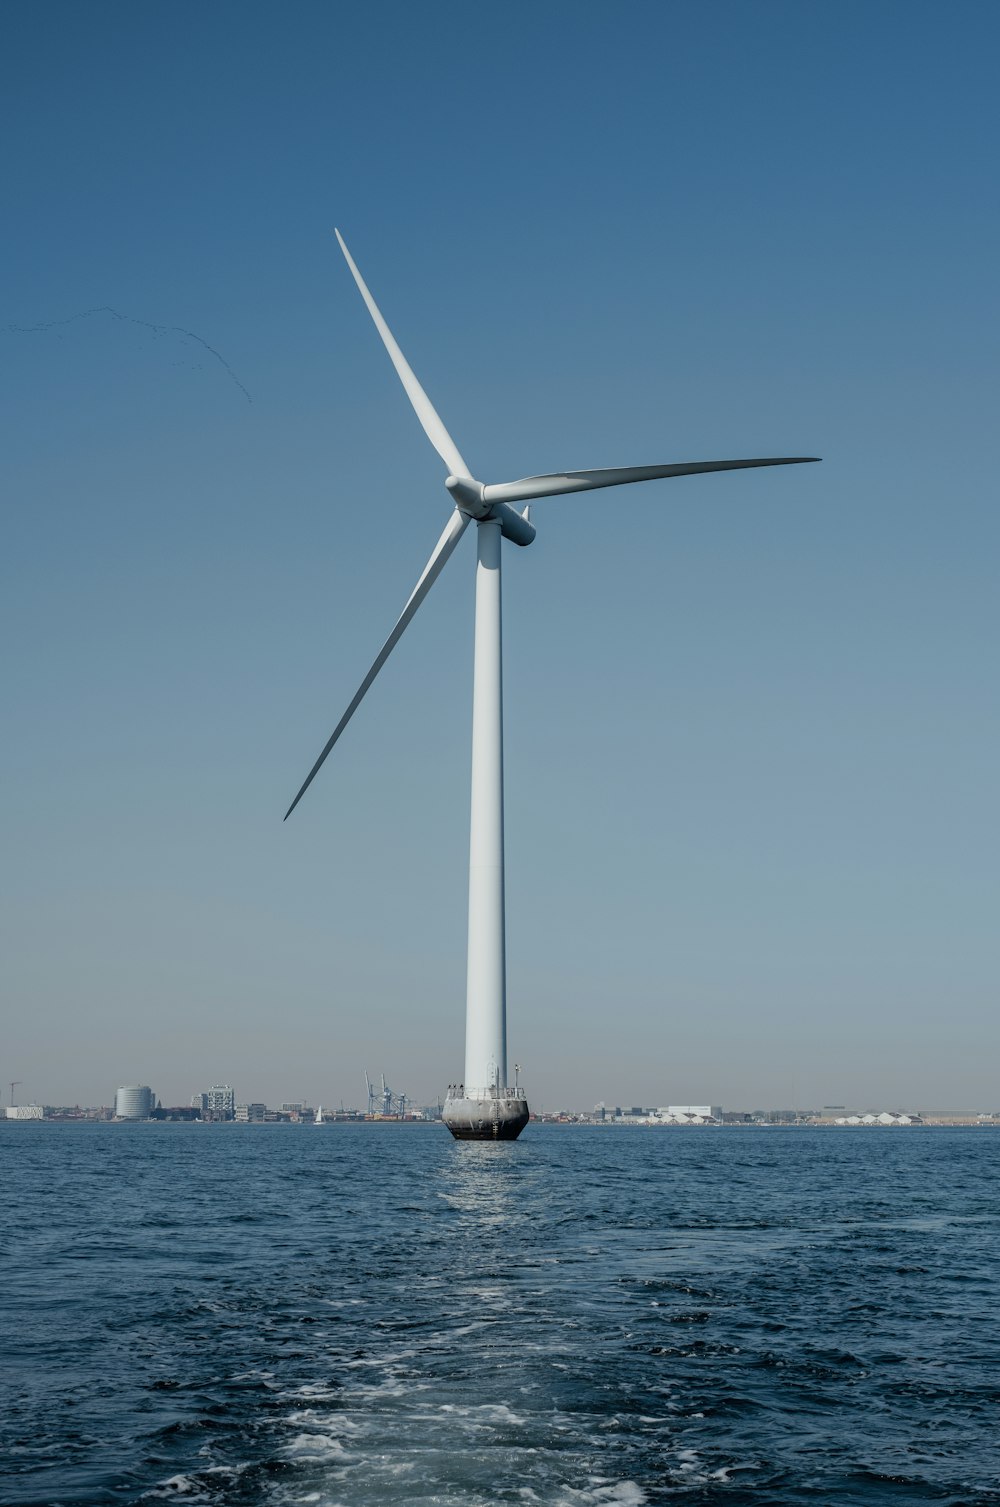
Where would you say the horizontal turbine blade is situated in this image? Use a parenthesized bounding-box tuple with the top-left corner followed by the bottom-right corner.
(335, 229, 469, 478)
(284, 507, 470, 820)
(483, 457, 820, 507)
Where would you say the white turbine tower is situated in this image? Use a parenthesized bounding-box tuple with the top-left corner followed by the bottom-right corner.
(285, 231, 819, 1141)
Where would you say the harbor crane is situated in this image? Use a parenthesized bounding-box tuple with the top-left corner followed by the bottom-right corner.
(362, 1070, 409, 1117)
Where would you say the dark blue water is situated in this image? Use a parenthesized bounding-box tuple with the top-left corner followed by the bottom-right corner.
(3, 1124, 1000, 1506)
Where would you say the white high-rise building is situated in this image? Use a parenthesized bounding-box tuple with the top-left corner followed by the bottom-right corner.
(199, 1085, 235, 1120)
(115, 1085, 154, 1119)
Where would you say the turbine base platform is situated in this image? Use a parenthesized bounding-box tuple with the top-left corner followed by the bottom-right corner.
(442, 1090, 529, 1141)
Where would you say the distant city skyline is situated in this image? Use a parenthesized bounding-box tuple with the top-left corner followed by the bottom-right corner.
(3, 4, 997, 1112)
(6, 1073, 1000, 1124)
(7, 1034, 998, 1116)
(8, 1096, 999, 1130)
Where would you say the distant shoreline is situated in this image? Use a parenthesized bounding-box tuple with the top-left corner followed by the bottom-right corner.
(7, 1116, 998, 1131)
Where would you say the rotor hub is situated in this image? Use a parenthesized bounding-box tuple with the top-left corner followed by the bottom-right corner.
(445, 474, 489, 518)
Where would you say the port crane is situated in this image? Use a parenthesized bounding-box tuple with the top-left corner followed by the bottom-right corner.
(363, 1070, 409, 1117)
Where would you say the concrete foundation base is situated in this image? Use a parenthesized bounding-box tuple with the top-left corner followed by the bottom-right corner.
(442, 1092, 530, 1141)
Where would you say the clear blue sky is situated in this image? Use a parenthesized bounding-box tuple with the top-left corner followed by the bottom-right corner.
(2, 0, 997, 1111)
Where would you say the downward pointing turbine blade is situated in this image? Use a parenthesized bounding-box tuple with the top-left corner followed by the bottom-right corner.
(335, 229, 469, 478)
(483, 457, 820, 506)
(283, 507, 470, 820)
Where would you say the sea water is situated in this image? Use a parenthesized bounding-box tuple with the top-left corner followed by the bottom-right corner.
(3, 1122, 999, 1505)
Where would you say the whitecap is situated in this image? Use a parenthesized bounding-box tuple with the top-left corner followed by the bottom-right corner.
(284, 1432, 348, 1461)
(564, 1483, 648, 1506)
(143, 1477, 209, 1501)
(282, 1383, 342, 1401)
(437, 1402, 526, 1425)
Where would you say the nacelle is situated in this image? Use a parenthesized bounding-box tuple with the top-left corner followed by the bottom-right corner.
(445, 474, 535, 546)
(489, 501, 536, 547)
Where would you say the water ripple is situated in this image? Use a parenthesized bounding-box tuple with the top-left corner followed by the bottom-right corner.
(3, 1124, 1000, 1505)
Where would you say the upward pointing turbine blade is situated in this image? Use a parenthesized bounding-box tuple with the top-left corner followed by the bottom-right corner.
(335, 229, 469, 478)
(283, 507, 470, 820)
(483, 457, 820, 506)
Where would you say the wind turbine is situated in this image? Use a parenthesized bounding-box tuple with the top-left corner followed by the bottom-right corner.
(285, 231, 819, 1141)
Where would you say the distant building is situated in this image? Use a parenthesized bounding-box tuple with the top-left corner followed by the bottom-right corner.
(235, 1102, 266, 1123)
(114, 1085, 154, 1120)
(5, 1104, 44, 1120)
(666, 1105, 722, 1121)
(833, 1110, 920, 1126)
(198, 1085, 235, 1121)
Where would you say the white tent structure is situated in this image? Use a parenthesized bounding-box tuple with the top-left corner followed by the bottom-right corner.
(285, 232, 819, 1140)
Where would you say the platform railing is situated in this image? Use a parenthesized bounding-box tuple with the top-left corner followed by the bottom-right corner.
(444, 1084, 526, 1102)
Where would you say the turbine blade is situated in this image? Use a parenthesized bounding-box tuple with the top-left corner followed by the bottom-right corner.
(483, 457, 820, 506)
(284, 507, 470, 820)
(335, 229, 469, 478)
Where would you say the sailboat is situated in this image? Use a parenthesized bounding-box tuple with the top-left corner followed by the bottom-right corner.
(314, 1105, 323, 1125)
